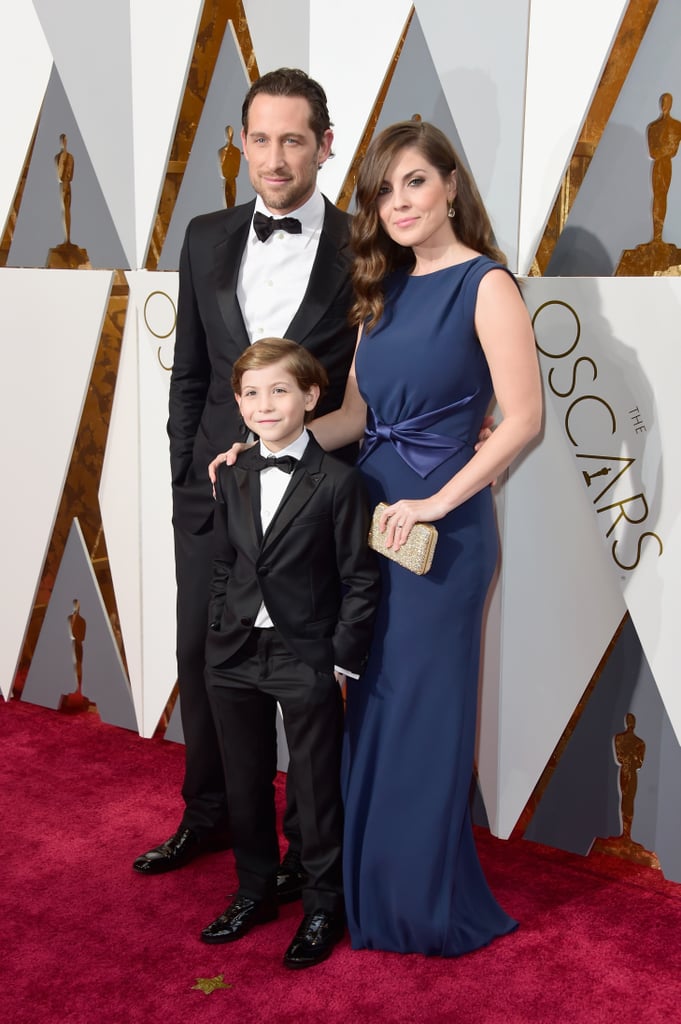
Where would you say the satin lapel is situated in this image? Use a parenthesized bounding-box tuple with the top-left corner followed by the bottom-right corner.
(286, 199, 351, 342)
(261, 469, 324, 553)
(233, 455, 262, 550)
(214, 201, 254, 351)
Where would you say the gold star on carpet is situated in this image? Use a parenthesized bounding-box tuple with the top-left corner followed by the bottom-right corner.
(192, 973, 232, 995)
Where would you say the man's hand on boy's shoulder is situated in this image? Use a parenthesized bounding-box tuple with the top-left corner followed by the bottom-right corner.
(209, 442, 257, 498)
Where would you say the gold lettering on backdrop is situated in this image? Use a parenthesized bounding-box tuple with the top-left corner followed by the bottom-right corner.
(564, 395, 617, 446)
(47, 134, 91, 269)
(533, 300, 580, 359)
(616, 92, 681, 276)
(612, 531, 664, 572)
(143, 290, 177, 371)
(548, 356, 597, 399)
(532, 300, 663, 571)
(591, 714, 661, 869)
(576, 454, 637, 505)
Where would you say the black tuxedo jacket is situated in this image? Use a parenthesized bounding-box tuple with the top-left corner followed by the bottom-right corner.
(205, 434, 379, 677)
(168, 197, 358, 534)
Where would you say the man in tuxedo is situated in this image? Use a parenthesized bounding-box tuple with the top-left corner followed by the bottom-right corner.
(201, 338, 378, 967)
(132, 69, 358, 887)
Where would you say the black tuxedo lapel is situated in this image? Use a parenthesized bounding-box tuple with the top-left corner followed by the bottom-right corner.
(247, 469, 263, 545)
(286, 199, 351, 342)
(258, 438, 326, 553)
(261, 470, 324, 553)
(213, 201, 255, 351)
(234, 446, 322, 551)
(230, 452, 263, 550)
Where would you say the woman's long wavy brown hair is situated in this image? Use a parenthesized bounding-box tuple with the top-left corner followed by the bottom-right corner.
(350, 120, 505, 329)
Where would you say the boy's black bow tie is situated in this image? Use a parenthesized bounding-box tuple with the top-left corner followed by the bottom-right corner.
(254, 454, 297, 474)
(253, 211, 302, 241)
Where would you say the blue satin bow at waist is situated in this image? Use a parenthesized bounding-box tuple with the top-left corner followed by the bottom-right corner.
(357, 392, 479, 479)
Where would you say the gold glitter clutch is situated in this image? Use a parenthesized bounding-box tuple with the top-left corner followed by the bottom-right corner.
(368, 502, 438, 576)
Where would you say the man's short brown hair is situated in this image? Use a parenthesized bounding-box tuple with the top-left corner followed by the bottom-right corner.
(241, 68, 332, 147)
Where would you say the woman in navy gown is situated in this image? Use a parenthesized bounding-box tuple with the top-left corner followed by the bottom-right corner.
(309, 120, 542, 956)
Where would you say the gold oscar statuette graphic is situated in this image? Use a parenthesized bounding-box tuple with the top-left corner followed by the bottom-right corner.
(59, 599, 93, 713)
(47, 134, 91, 269)
(616, 93, 681, 276)
(591, 713, 661, 869)
(219, 125, 241, 208)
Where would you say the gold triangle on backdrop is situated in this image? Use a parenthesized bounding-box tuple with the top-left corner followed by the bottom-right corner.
(530, 0, 659, 275)
(145, 0, 258, 270)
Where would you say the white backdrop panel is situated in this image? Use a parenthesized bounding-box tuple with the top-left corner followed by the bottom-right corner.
(527, 276, 681, 744)
(520, 0, 628, 274)
(0, 268, 112, 697)
(309, 0, 413, 203)
(415, 0, 529, 270)
(0, 0, 52, 240)
(479, 395, 626, 838)
(130, 0, 203, 268)
(136, 276, 178, 734)
(100, 272, 178, 736)
(243, 0, 309, 75)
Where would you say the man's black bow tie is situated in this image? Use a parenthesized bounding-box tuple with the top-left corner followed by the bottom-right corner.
(254, 453, 298, 474)
(253, 211, 302, 242)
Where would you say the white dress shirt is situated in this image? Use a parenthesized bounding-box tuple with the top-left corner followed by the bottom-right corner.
(237, 189, 325, 343)
(254, 429, 310, 628)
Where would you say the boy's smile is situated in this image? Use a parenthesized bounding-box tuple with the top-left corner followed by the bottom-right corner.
(236, 360, 319, 452)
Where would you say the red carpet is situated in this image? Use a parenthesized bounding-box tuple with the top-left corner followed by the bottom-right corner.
(2, 698, 681, 1024)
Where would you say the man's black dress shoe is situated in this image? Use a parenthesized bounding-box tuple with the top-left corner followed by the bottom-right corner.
(201, 895, 278, 944)
(132, 826, 229, 875)
(283, 909, 345, 969)
(276, 850, 306, 904)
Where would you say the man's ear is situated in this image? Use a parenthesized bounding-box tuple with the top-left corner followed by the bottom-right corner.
(317, 129, 334, 168)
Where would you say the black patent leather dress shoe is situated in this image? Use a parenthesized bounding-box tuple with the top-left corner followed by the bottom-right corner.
(283, 909, 345, 969)
(276, 850, 306, 904)
(132, 826, 229, 875)
(201, 895, 278, 944)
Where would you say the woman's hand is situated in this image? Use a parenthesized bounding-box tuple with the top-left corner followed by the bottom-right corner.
(378, 497, 447, 551)
(208, 441, 256, 496)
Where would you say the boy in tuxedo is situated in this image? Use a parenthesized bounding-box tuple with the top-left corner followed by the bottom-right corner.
(202, 338, 379, 969)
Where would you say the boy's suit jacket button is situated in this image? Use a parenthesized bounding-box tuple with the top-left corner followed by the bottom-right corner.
(240, 617, 252, 627)
(257, 566, 270, 577)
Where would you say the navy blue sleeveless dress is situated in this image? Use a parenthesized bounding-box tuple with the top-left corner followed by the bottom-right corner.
(342, 257, 518, 956)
